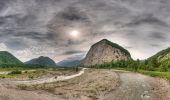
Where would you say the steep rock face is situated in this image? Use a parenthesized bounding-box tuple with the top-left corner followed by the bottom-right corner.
(160, 52, 170, 61)
(26, 56, 57, 67)
(0, 51, 22, 65)
(81, 39, 131, 66)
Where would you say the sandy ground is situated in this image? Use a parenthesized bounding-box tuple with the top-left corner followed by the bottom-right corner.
(0, 69, 169, 100)
(26, 69, 119, 100)
(99, 71, 170, 100)
(0, 83, 64, 100)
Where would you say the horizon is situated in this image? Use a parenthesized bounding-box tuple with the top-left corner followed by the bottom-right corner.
(0, 39, 169, 63)
(0, 0, 170, 62)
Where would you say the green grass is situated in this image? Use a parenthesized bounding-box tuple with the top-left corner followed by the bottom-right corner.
(0, 74, 16, 78)
(97, 66, 170, 81)
(139, 70, 170, 81)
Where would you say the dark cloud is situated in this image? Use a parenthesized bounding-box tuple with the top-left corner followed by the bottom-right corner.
(0, 17, 6, 25)
(67, 39, 86, 46)
(5, 39, 29, 50)
(0, 0, 170, 61)
(65, 54, 85, 60)
(59, 7, 88, 21)
(0, 0, 12, 11)
(150, 44, 161, 47)
(62, 50, 85, 55)
(127, 14, 168, 27)
(149, 32, 167, 40)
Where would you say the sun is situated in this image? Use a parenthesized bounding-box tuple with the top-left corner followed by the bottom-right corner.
(70, 30, 79, 38)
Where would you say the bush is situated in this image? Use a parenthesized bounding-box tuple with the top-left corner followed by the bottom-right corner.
(17, 84, 28, 90)
(28, 75, 34, 79)
(160, 64, 168, 72)
(8, 70, 22, 75)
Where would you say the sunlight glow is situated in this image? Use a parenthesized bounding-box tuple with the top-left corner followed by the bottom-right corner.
(70, 30, 79, 38)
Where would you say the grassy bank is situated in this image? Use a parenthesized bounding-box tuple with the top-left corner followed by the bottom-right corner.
(138, 70, 170, 81)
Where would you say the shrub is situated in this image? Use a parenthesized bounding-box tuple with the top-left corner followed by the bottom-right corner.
(28, 75, 34, 79)
(160, 64, 168, 72)
(8, 70, 22, 75)
(17, 84, 28, 90)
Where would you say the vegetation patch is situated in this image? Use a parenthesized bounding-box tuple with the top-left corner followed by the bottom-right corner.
(8, 70, 22, 75)
(139, 70, 170, 81)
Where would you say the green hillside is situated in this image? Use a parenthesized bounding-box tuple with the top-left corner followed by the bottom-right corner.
(146, 47, 170, 71)
(149, 47, 170, 61)
(0, 51, 23, 65)
(26, 56, 57, 67)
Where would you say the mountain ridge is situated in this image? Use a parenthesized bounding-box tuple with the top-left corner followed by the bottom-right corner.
(57, 59, 81, 67)
(26, 56, 57, 67)
(148, 47, 170, 62)
(81, 39, 131, 66)
(0, 51, 23, 65)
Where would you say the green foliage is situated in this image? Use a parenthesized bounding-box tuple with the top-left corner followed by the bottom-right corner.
(0, 51, 22, 65)
(8, 70, 22, 74)
(89, 58, 170, 73)
(127, 60, 139, 72)
(75, 66, 79, 72)
(149, 47, 170, 61)
(160, 61, 169, 72)
(147, 47, 170, 71)
(90, 60, 141, 72)
(26, 56, 57, 67)
(140, 70, 170, 81)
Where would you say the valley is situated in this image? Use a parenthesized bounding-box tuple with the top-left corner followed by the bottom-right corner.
(0, 39, 169, 100)
(0, 0, 170, 99)
(0, 68, 169, 100)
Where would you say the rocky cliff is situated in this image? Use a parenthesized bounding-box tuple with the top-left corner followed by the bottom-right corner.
(81, 39, 131, 66)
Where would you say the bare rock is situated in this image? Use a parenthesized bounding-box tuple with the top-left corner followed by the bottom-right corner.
(81, 39, 131, 66)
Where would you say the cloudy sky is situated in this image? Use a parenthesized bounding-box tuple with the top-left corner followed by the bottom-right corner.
(0, 0, 170, 62)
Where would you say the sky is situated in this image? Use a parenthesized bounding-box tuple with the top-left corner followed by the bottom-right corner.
(0, 0, 170, 62)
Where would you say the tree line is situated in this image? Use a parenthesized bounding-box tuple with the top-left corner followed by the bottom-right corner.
(87, 58, 170, 72)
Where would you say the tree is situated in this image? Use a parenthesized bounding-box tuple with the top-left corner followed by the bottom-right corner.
(150, 58, 159, 68)
(160, 62, 168, 72)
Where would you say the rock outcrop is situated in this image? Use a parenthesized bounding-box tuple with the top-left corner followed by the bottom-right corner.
(81, 39, 131, 66)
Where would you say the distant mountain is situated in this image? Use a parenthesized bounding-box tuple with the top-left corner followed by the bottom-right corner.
(81, 39, 131, 66)
(57, 59, 81, 67)
(149, 47, 170, 62)
(26, 56, 57, 67)
(0, 51, 22, 65)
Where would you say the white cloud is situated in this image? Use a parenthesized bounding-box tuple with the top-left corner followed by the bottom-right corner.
(0, 43, 8, 51)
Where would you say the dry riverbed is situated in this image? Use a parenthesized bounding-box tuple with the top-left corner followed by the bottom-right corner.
(0, 69, 169, 100)
(16, 69, 119, 100)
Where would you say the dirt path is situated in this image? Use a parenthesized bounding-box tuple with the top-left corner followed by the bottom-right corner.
(99, 71, 170, 100)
